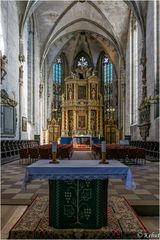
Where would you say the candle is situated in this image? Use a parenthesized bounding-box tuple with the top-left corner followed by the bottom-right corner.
(52, 141, 57, 153)
(101, 141, 106, 153)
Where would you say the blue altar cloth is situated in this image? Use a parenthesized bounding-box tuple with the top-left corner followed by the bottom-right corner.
(23, 160, 136, 190)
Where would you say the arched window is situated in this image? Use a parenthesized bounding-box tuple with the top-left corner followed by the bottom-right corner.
(52, 57, 62, 84)
(52, 57, 63, 120)
(73, 51, 92, 69)
(77, 56, 88, 67)
(129, 14, 138, 124)
(102, 55, 114, 119)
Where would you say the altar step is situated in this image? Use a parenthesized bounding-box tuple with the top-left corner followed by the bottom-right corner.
(73, 144, 91, 151)
(74, 148, 91, 151)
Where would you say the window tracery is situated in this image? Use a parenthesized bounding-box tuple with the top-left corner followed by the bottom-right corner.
(52, 57, 62, 120)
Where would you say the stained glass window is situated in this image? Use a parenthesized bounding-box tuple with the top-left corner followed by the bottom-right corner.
(52, 57, 62, 120)
(102, 56, 114, 119)
(103, 57, 113, 84)
(77, 56, 88, 67)
(52, 57, 62, 83)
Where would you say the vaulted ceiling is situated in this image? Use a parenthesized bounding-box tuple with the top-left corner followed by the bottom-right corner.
(19, 1, 146, 70)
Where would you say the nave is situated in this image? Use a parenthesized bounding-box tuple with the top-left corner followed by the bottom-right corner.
(0, 0, 159, 238)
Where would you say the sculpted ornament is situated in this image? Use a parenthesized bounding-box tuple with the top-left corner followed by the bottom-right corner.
(0, 51, 8, 82)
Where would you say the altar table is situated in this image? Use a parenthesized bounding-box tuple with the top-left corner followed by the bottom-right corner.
(23, 160, 136, 229)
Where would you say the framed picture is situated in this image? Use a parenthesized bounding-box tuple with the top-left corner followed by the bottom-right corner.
(78, 86, 86, 99)
(1, 104, 16, 136)
(78, 115, 86, 129)
(22, 117, 27, 132)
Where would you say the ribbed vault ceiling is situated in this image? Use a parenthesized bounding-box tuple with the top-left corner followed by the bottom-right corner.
(19, 1, 145, 69)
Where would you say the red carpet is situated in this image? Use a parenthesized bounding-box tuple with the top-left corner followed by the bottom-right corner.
(73, 144, 91, 151)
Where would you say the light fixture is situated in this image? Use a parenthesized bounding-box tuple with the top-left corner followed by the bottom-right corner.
(106, 108, 115, 112)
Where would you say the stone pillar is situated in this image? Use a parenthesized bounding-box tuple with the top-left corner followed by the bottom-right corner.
(19, 38, 25, 63)
(19, 65, 24, 140)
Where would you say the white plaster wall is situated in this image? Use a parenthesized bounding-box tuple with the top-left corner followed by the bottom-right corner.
(125, 16, 143, 141)
(125, 29, 130, 136)
(1, 1, 19, 139)
(34, 27, 41, 136)
(131, 23, 143, 141)
(20, 15, 41, 140)
(138, 28, 143, 108)
(21, 25, 28, 140)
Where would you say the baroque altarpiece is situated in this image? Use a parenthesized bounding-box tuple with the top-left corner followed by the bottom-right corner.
(61, 68, 103, 137)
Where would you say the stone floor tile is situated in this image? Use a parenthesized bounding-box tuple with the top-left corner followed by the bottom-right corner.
(154, 194, 159, 199)
(144, 185, 159, 190)
(1, 184, 12, 189)
(133, 189, 151, 195)
(27, 185, 41, 189)
(2, 188, 21, 194)
(12, 193, 34, 199)
(122, 194, 141, 200)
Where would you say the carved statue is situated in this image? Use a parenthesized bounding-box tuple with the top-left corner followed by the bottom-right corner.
(19, 65, 23, 79)
(39, 83, 43, 98)
(68, 84, 73, 100)
(140, 57, 146, 84)
(75, 66, 88, 79)
(61, 94, 65, 102)
(70, 71, 77, 79)
(1, 52, 8, 82)
(19, 54, 25, 63)
(92, 68, 97, 76)
(92, 88, 96, 99)
(86, 67, 92, 78)
(91, 83, 96, 99)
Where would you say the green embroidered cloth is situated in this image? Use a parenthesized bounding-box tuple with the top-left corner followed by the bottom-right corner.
(49, 179, 108, 229)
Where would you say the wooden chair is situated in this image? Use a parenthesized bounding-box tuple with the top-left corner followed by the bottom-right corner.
(28, 147, 39, 163)
(19, 148, 29, 164)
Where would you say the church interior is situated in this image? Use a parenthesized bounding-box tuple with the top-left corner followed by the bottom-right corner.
(0, 0, 159, 239)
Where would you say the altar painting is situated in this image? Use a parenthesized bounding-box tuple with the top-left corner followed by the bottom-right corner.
(78, 86, 86, 99)
(78, 115, 86, 129)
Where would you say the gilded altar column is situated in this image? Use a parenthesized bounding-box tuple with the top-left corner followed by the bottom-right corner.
(100, 108, 103, 136)
(74, 83, 76, 100)
(88, 108, 91, 134)
(66, 83, 68, 100)
(65, 109, 68, 136)
(96, 109, 99, 135)
(73, 109, 77, 134)
(61, 109, 65, 136)
(88, 82, 90, 100)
